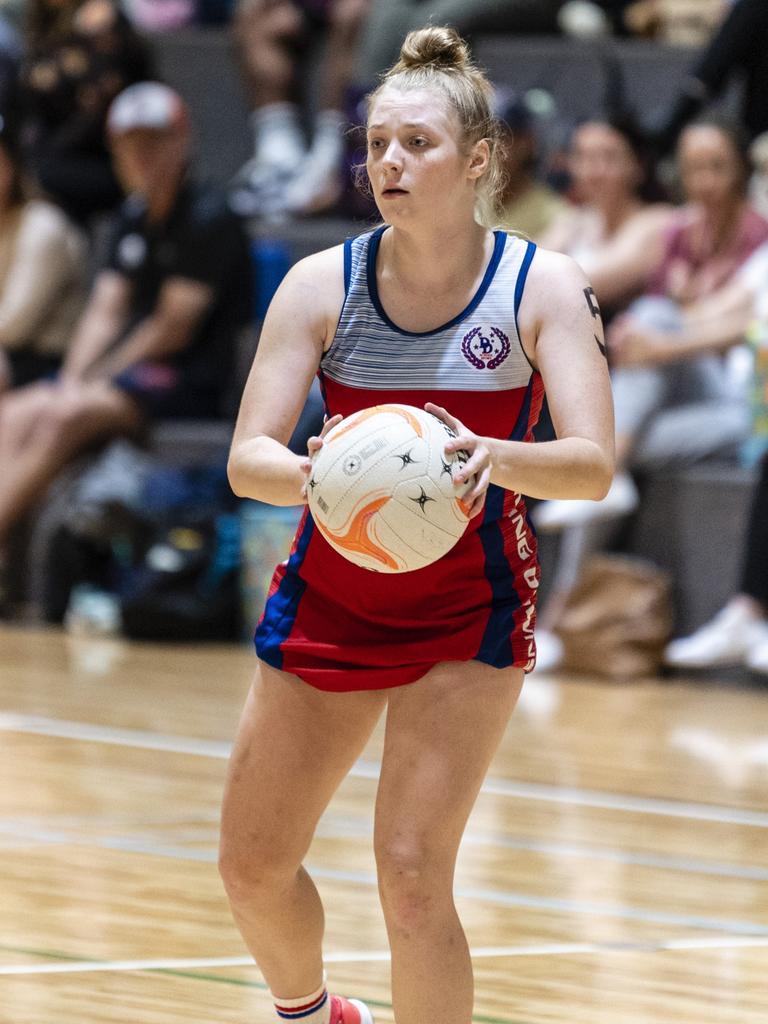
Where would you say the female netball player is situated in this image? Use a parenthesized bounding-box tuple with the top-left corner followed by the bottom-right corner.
(220, 26, 614, 1024)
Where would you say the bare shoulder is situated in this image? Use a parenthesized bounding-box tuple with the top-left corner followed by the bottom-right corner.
(268, 242, 346, 342)
(524, 247, 590, 311)
(280, 242, 345, 302)
(517, 248, 597, 362)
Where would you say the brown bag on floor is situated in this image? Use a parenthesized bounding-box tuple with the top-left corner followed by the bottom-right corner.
(556, 554, 674, 680)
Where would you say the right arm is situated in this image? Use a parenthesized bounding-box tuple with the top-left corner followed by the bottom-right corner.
(61, 271, 131, 382)
(228, 245, 345, 506)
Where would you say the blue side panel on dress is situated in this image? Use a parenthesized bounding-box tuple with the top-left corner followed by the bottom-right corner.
(254, 515, 315, 670)
(474, 351, 538, 665)
(475, 489, 521, 668)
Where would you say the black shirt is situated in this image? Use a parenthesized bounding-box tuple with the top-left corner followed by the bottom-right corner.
(105, 180, 253, 417)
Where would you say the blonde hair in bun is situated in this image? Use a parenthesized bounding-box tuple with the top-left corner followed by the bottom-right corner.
(367, 26, 506, 228)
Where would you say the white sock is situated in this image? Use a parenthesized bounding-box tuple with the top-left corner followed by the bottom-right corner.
(252, 102, 306, 169)
(271, 973, 330, 1023)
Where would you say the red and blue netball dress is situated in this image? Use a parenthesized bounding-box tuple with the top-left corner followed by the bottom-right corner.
(255, 226, 545, 692)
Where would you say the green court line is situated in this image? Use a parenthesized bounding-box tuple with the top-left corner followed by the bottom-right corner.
(0, 943, 531, 1024)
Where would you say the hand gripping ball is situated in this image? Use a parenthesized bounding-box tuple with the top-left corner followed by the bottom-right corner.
(306, 404, 474, 573)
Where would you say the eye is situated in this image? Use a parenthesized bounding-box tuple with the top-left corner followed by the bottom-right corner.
(367, 137, 385, 151)
(410, 136, 429, 148)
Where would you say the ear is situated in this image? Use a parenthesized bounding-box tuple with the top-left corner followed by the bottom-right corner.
(467, 138, 491, 181)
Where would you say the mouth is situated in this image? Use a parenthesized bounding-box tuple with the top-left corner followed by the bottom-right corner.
(381, 186, 409, 198)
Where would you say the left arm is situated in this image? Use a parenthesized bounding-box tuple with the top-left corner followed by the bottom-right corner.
(86, 276, 214, 380)
(430, 251, 614, 505)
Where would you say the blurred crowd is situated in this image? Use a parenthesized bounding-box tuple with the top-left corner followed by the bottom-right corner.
(0, 0, 765, 675)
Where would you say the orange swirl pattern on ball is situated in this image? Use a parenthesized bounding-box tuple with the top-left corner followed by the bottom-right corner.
(329, 404, 425, 443)
(318, 494, 400, 571)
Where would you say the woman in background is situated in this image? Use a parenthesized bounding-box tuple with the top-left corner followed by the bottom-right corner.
(0, 119, 86, 393)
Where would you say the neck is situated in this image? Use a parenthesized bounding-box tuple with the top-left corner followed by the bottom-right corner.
(383, 214, 490, 292)
(146, 173, 184, 224)
(700, 197, 743, 246)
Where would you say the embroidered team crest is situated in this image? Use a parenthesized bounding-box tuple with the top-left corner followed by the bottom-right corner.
(461, 325, 511, 370)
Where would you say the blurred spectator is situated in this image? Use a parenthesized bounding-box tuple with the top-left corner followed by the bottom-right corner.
(540, 118, 768, 530)
(0, 115, 86, 393)
(355, 0, 566, 86)
(231, 0, 370, 218)
(623, 0, 728, 44)
(20, 0, 154, 225)
(0, 82, 253, 608)
(539, 115, 672, 314)
(653, 0, 768, 152)
(495, 97, 567, 241)
(533, 117, 768, 672)
(665, 453, 768, 674)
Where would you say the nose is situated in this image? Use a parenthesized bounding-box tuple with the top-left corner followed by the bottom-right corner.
(382, 139, 404, 171)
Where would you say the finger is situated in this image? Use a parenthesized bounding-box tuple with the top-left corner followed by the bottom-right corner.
(299, 458, 312, 475)
(445, 433, 473, 456)
(454, 450, 487, 483)
(319, 414, 343, 438)
(466, 467, 491, 503)
(424, 401, 459, 433)
(468, 492, 487, 518)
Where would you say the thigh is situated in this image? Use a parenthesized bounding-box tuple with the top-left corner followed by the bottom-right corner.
(375, 661, 523, 865)
(612, 364, 670, 437)
(221, 660, 386, 867)
(51, 381, 143, 451)
(0, 381, 59, 454)
(632, 401, 749, 470)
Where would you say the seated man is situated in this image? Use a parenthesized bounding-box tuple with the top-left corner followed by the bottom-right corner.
(0, 81, 253, 605)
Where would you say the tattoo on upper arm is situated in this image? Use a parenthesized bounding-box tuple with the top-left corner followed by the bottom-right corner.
(584, 287, 601, 319)
(584, 287, 607, 359)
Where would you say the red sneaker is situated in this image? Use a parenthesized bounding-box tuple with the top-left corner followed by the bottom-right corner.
(328, 995, 374, 1024)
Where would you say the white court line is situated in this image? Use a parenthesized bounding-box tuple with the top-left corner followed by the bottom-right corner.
(3, 712, 768, 829)
(4, 936, 768, 976)
(6, 820, 766, 938)
(7, 811, 768, 884)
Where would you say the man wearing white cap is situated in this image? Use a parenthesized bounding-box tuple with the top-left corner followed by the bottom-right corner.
(0, 82, 252, 607)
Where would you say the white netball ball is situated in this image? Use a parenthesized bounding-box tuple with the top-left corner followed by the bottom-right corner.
(307, 404, 474, 573)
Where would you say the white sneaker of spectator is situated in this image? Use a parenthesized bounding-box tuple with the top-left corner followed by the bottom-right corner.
(664, 602, 768, 669)
(745, 621, 768, 675)
(270, 109, 346, 217)
(531, 629, 564, 674)
(532, 471, 638, 533)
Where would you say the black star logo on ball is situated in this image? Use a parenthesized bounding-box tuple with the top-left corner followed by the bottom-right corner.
(440, 458, 452, 477)
(309, 477, 317, 490)
(394, 449, 417, 469)
(410, 486, 436, 514)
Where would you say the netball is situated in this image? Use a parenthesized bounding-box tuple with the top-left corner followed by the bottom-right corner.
(307, 404, 474, 572)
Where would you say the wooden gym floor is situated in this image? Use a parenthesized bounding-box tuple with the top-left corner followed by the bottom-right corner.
(1, 623, 767, 1024)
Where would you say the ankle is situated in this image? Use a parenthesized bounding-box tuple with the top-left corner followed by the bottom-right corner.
(271, 972, 329, 1023)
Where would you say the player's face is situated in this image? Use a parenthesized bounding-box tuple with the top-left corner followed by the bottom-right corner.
(366, 87, 482, 223)
(679, 125, 745, 210)
(569, 123, 641, 205)
(111, 128, 189, 198)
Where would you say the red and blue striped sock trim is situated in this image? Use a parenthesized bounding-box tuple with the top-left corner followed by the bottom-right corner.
(275, 988, 328, 1020)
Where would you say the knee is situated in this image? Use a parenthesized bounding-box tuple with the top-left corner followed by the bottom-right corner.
(375, 837, 451, 933)
(218, 826, 302, 907)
